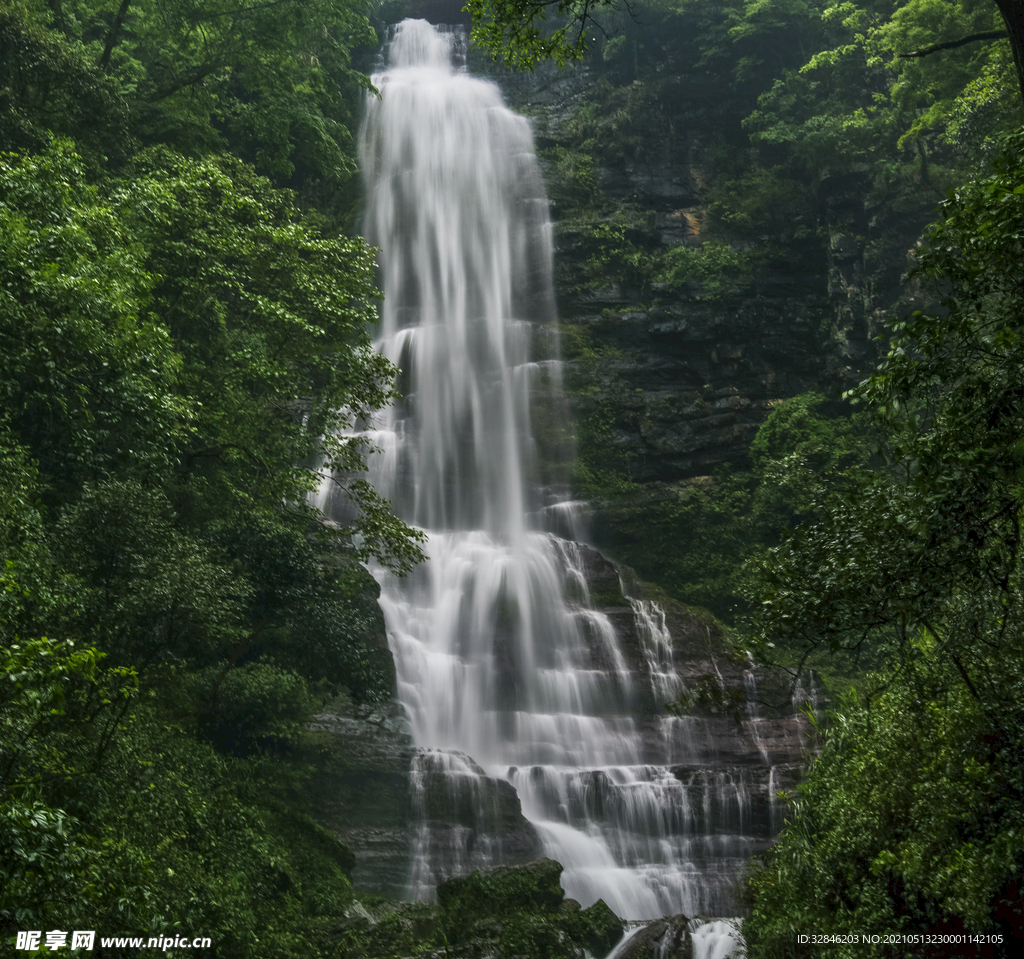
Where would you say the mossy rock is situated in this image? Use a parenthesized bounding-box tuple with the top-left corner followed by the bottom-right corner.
(437, 858, 567, 916)
(438, 861, 625, 958)
(567, 898, 627, 957)
(342, 860, 625, 958)
(614, 915, 692, 959)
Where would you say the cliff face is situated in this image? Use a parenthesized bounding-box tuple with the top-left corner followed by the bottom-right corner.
(305, 699, 417, 897)
(308, 6, 915, 909)
(492, 20, 935, 489)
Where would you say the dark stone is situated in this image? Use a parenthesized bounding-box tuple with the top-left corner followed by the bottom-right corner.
(340, 862, 626, 959)
(436, 863, 626, 959)
(496, 25, 938, 493)
(437, 858, 567, 914)
(569, 546, 822, 912)
(616, 915, 693, 959)
(303, 698, 417, 897)
(577, 899, 629, 957)
(411, 750, 545, 885)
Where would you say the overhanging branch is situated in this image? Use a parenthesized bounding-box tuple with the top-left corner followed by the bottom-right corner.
(898, 29, 1006, 59)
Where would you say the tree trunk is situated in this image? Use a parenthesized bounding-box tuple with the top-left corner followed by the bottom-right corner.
(98, 0, 132, 71)
(993, 0, 1024, 108)
(47, 0, 70, 37)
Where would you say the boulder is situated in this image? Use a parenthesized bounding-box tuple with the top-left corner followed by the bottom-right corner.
(615, 915, 692, 959)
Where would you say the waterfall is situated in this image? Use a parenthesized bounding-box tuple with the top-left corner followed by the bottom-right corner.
(317, 19, 772, 925)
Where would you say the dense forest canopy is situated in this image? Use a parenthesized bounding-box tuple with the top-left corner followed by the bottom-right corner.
(3, 0, 1024, 956)
(740, 132, 1024, 956)
(1, 1, 427, 952)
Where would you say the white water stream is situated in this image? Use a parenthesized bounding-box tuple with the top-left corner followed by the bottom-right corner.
(317, 21, 770, 936)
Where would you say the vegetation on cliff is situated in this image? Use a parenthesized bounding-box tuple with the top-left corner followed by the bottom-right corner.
(493, 1, 1018, 637)
(470, 0, 1024, 120)
(6, 0, 1024, 954)
(497, 0, 1022, 634)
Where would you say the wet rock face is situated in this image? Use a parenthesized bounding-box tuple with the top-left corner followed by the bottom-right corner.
(304, 699, 417, 897)
(336, 859, 626, 959)
(411, 750, 545, 883)
(305, 709, 544, 901)
(501, 62, 836, 484)
(306, 712, 546, 900)
(574, 542, 815, 910)
(306, 542, 813, 916)
(395, 540, 814, 917)
(569, 300, 828, 482)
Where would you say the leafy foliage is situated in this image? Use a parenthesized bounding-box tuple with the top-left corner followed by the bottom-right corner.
(656, 241, 754, 300)
(748, 129, 1024, 673)
(742, 128, 1024, 956)
(20, 0, 376, 184)
(0, 143, 182, 494)
(568, 385, 871, 628)
(0, 6, 133, 164)
(737, 0, 1023, 194)
(745, 659, 1024, 957)
(467, 0, 621, 69)
(0, 4, 422, 949)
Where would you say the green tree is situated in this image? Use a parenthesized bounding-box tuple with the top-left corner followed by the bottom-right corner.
(744, 657, 1024, 957)
(0, 6, 132, 163)
(1, 142, 422, 578)
(748, 128, 1024, 678)
(738, 0, 1020, 187)
(0, 2, 423, 950)
(19, 0, 376, 185)
(741, 126, 1024, 955)
(0, 143, 184, 500)
(0, 138, 415, 953)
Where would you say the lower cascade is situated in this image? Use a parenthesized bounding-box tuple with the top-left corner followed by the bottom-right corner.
(317, 18, 812, 936)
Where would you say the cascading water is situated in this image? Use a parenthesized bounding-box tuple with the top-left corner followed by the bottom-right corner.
(317, 20, 791, 934)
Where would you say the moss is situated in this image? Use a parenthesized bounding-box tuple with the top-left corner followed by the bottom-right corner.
(590, 467, 759, 622)
(264, 806, 357, 918)
(437, 858, 566, 916)
(566, 898, 625, 957)
(668, 673, 749, 724)
(558, 324, 643, 499)
(339, 860, 625, 959)
(590, 587, 627, 608)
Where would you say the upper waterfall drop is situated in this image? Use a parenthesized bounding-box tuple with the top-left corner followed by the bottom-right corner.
(358, 19, 557, 537)
(323, 18, 795, 927)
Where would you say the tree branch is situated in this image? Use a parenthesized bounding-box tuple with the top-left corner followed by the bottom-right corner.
(47, 0, 71, 38)
(898, 30, 1006, 59)
(98, 0, 132, 71)
(148, 60, 230, 101)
